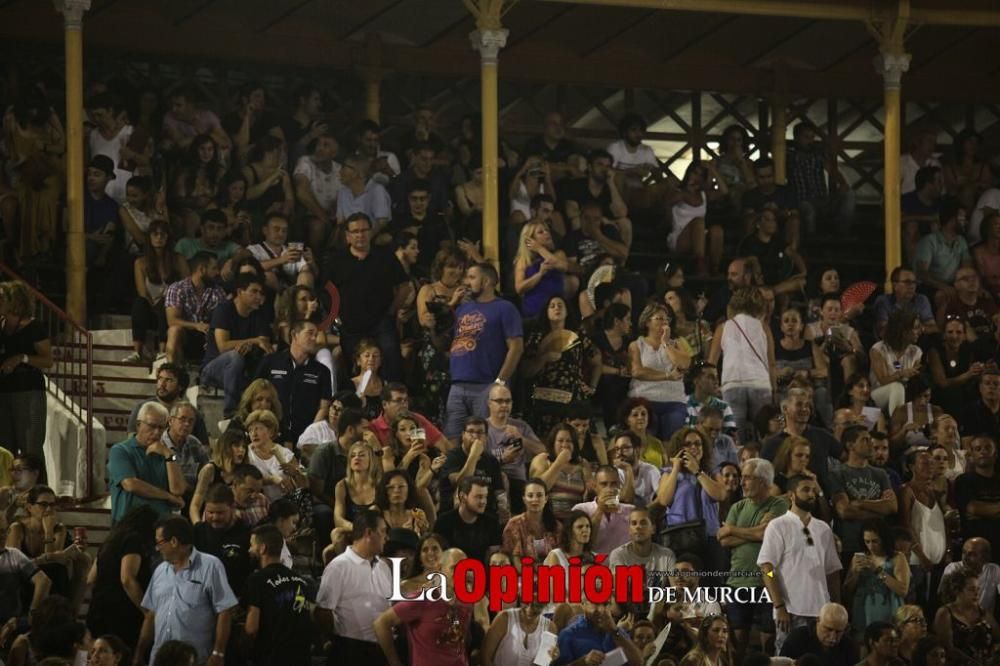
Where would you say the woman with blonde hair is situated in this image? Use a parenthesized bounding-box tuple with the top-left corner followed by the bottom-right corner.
(708, 286, 774, 440)
(894, 604, 929, 664)
(628, 302, 692, 440)
(513, 221, 571, 319)
(190, 428, 248, 522)
(0, 279, 53, 459)
(235, 378, 283, 427)
(327, 440, 382, 560)
(245, 408, 305, 501)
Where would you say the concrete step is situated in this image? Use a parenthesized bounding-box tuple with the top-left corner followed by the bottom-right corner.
(91, 328, 132, 346)
(50, 375, 155, 395)
(54, 342, 145, 365)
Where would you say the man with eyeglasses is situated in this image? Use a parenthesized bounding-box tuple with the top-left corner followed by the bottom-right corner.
(873, 266, 937, 339)
(718, 458, 788, 662)
(438, 417, 504, 516)
(107, 401, 187, 525)
(937, 266, 996, 338)
(323, 212, 409, 382)
(369, 382, 450, 451)
(128, 363, 210, 446)
(485, 383, 544, 513)
(758, 474, 842, 654)
(161, 401, 209, 489)
(779, 602, 857, 665)
(607, 430, 659, 506)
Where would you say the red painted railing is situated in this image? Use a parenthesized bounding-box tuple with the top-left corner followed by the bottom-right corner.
(0, 262, 94, 498)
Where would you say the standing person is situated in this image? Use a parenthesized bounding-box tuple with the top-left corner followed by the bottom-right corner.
(86, 506, 158, 651)
(193, 484, 252, 599)
(244, 524, 313, 666)
(443, 263, 524, 439)
(135, 516, 238, 666)
(323, 212, 409, 382)
(0, 280, 52, 458)
(762, 389, 844, 494)
(844, 519, 911, 638)
(758, 474, 843, 653)
(608, 506, 677, 593)
(107, 402, 187, 525)
(830, 426, 897, 559)
(315, 510, 391, 665)
(899, 449, 949, 612)
(708, 287, 775, 440)
(485, 383, 543, 513)
(255, 320, 333, 445)
(374, 548, 477, 666)
(955, 435, 1000, 559)
(594, 303, 633, 428)
(161, 402, 209, 491)
(627, 303, 691, 440)
(717, 458, 788, 662)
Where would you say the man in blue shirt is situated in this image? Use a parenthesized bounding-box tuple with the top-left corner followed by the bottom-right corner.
(107, 402, 187, 524)
(137, 516, 238, 666)
(443, 262, 523, 440)
(872, 267, 937, 339)
(555, 597, 644, 666)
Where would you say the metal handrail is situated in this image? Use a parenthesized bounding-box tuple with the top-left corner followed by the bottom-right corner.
(0, 262, 94, 499)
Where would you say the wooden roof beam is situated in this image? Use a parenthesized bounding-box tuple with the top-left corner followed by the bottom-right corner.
(539, 0, 1000, 28)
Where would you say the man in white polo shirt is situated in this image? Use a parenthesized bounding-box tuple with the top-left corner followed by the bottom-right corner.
(315, 509, 391, 665)
(758, 473, 842, 654)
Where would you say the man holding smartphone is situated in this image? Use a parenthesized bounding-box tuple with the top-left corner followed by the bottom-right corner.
(485, 384, 544, 513)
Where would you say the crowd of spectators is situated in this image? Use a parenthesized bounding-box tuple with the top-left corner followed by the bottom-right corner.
(1, 74, 1000, 666)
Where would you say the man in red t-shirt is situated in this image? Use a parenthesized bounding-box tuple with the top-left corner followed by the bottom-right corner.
(368, 382, 451, 450)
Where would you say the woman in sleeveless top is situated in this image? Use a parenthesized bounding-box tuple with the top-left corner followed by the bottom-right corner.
(128, 220, 187, 362)
(934, 567, 1000, 665)
(900, 449, 948, 610)
(242, 135, 293, 218)
(481, 604, 556, 666)
(974, 212, 1000, 300)
(929, 317, 981, 420)
(775, 307, 830, 423)
(417, 247, 467, 423)
(932, 414, 968, 481)
(658, 429, 726, 548)
(840, 373, 888, 433)
(542, 510, 594, 623)
(514, 222, 570, 319)
(708, 287, 774, 440)
(190, 429, 247, 522)
(120, 175, 168, 256)
(845, 520, 910, 640)
(889, 378, 943, 453)
(870, 310, 923, 416)
(628, 302, 691, 441)
(667, 162, 727, 276)
(663, 287, 712, 361)
(530, 424, 591, 521)
(328, 440, 381, 560)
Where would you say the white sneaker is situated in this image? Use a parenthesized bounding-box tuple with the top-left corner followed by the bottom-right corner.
(122, 351, 143, 363)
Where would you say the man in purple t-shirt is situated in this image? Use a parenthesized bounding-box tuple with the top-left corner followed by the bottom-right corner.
(443, 263, 523, 440)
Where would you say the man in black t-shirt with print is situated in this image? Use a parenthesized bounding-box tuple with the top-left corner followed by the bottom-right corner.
(193, 484, 252, 598)
(433, 477, 501, 566)
(245, 524, 314, 665)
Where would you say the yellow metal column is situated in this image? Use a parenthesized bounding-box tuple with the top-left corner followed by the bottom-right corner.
(56, 0, 91, 325)
(876, 32, 910, 289)
(362, 33, 382, 123)
(468, 1, 510, 271)
(770, 95, 788, 184)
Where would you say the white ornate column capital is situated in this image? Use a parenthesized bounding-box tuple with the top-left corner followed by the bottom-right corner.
(54, 0, 91, 29)
(874, 51, 911, 90)
(470, 28, 509, 66)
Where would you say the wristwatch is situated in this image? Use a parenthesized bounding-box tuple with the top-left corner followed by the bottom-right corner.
(165, 454, 178, 463)
(494, 378, 506, 386)
(211, 651, 225, 658)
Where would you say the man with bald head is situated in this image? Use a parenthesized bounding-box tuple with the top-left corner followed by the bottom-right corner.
(373, 548, 476, 666)
(485, 383, 544, 513)
(941, 537, 1000, 613)
(780, 602, 858, 664)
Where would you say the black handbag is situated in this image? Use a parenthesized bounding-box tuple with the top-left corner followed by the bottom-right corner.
(656, 477, 708, 557)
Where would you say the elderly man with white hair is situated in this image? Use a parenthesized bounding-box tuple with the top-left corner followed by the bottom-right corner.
(717, 457, 789, 663)
(107, 401, 187, 524)
(779, 602, 858, 664)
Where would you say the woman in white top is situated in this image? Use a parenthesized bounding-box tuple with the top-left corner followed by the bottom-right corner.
(931, 415, 967, 481)
(870, 310, 923, 416)
(708, 287, 775, 440)
(126, 219, 187, 362)
(120, 175, 168, 256)
(481, 603, 557, 666)
(509, 156, 556, 226)
(667, 162, 727, 276)
(899, 449, 948, 608)
(628, 302, 692, 440)
(245, 409, 305, 501)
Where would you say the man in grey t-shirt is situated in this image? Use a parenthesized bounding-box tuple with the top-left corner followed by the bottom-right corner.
(830, 426, 897, 557)
(608, 507, 676, 613)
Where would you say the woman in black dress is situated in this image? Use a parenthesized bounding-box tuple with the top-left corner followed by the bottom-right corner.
(85, 505, 159, 649)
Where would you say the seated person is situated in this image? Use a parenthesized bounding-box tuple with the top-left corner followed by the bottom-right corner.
(666, 162, 726, 276)
(389, 179, 449, 274)
(902, 165, 944, 261)
(173, 209, 241, 275)
(292, 129, 341, 251)
(161, 86, 231, 154)
(562, 149, 632, 252)
(389, 141, 453, 220)
(163, 251, 226, 365)
(355, 120, 401, 186)
(873, 267, 938, 339)
(936, 265, 996, 340)
(741, 156, 801, 249)
(914, 198, 972, 308)
(84, 155, 119, 268)
(607, 114, 674, 212)
(246, 212, 316, 291)
(737, 207, 806, 296)
(336, 155, 391, 237)
(522, 111, 584, 182)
